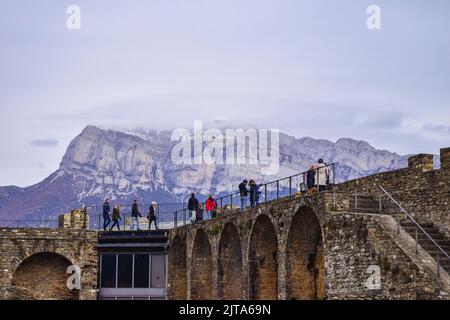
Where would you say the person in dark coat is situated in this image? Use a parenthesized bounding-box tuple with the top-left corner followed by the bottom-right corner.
(239, 180, 249, 211)
(103, 198, 111, 231)
(249, 180, 260, 208)
(131, 199, 142, 230)
(148, 201, 158, 230)
(196, 203, 204, 222)
(307, 165, 317, 190)
(110, 204, 121, 231)
(187, 193, 199, 223)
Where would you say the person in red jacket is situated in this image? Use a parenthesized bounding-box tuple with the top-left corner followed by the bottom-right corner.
(205, 195, 217, 219)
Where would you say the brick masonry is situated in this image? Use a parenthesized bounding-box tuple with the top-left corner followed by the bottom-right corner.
(0, 210, 98, 300)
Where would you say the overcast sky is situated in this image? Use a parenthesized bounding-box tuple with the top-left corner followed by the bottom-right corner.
(1, 0, 449, 187)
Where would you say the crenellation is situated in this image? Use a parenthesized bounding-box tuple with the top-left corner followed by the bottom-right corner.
(408, 154, 434, 173)
(440, 147, 450, 172)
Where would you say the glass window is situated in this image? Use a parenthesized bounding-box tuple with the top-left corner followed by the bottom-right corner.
(117, 255, 133, 288)
(101, 255, 117, 288)
(134, 254, 150, 288)
(151, 254, 166, 288)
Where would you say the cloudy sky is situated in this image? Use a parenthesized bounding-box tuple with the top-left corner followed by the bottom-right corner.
(1, 0, 449, 187)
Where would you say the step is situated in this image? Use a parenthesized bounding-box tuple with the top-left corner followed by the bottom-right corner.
(349, 208, 381, 214)
(350, 203, 379, 208)
(420, 244, 450, 252)
(401, 222, 435, 229)
(406, 230, 444, 239)
(402, 226, 440, 233)
(418, 239, 450, 247)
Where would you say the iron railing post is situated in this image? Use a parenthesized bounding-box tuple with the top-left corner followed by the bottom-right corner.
(316, 167, 319, 191)
(183, 209, 186, 225)
(174, 211, 178, 228)
(415, 228, 419, 254)
(289, 177, 292, 197)
(379, 195, 382, 213)
(277, 180, 279, 199)
(332, 164, 336, 210)
(265, 184, 267, 203)
(437, 252, 440, 279)
(230, 194, 233, 210)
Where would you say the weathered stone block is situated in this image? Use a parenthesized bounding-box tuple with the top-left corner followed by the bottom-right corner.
(441, 147, 450, 172)
(408, 154, 434, 173)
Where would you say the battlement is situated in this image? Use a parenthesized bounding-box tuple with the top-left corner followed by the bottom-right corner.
(58, 208, 89, 230)
(441, 147, 450, 171)
(408, 153, 434, 173)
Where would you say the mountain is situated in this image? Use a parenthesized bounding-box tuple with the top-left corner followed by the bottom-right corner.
(0, 125, 409, 223)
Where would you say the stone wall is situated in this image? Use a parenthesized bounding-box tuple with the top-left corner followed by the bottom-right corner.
(0, 227, 98, 300)
(336, 147, 450, 237)
(324, 212, 447, 299)
(168, 192, 449, 300)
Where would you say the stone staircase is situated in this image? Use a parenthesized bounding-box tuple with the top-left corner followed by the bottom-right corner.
(349, 194, 380, 214)
(400, 220, 450, 274)
(346, 192, 450, 275)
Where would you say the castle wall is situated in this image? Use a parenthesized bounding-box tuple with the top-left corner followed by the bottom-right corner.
(0, 209, 98, 300)
(336, 147, 450, 237)
(168, 193, 448, 300)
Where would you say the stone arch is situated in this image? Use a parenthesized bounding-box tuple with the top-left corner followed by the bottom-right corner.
(285, 207, 325, 300)
(11, 252, 79, 300)
(190, 229, 213, 300)
(168, 236, 187, 300)
(218, 223, 243, 300)
(248, 214, 278, 300)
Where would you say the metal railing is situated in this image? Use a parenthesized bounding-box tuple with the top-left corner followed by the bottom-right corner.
(86, 202, 185, 231)
(1, 163, 336, 231)
(171, 163, 336, 228)
(379, 186, 450, 278)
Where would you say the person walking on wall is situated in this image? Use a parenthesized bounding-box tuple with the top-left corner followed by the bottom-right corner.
(249, 180, 260, 208)
(148, 201, 159, 230)
(196, 203, 204, 222)
(239, 180, 249, 212)
(316, 159, 330, 192)
(103, 198, 111, 231)
(131, 199, 142, 230)
(307, 165, 317, 191)
(110, 203, 121, 231)
(205, 195, 217, 219)
(188, 193, 199, 223)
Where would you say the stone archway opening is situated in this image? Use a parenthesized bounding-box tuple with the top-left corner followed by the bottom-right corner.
(248, 215, 278, 300)
(168, 236, 187, 300)
(218, 223, 243, 300)
(11, 252, 78, 300)
(286, 207, 325, 300)
(191, 229, 213, 300)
